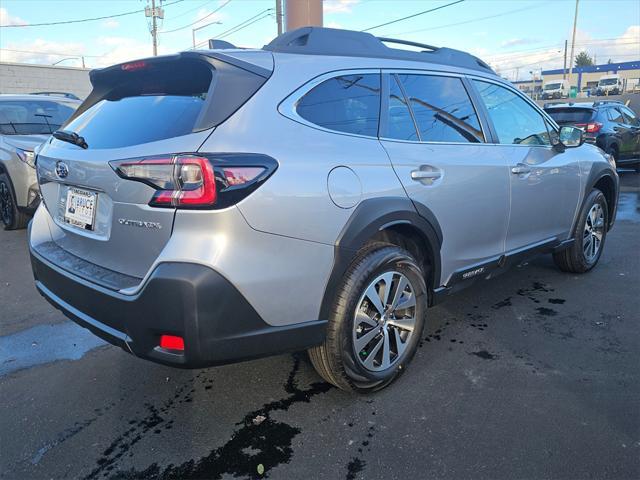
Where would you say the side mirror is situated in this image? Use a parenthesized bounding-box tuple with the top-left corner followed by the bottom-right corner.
(554, 126, 584, 152)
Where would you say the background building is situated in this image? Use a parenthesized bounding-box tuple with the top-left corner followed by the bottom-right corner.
(541, 60, 640, 91)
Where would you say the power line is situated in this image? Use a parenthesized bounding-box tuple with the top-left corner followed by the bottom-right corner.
(387, 2, 550, 36)
(217, 10, 273, 40)
(0, 0, 185, 28)
(360, 0, 465, 33)
(161, 0, 232, 34)
(192, 8, 273, 47)
(163, 0, 215, 22)
(0, 48, 103, 57)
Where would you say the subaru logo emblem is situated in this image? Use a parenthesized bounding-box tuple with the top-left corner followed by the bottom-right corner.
(55, 161, 69, 179)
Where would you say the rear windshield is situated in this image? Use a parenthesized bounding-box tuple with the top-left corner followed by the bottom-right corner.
(599, 78, 618, 86)
(545, 108, 595, 124)
(544, 83, 562, 90)
(61, 59, 213, 149)
(0, 100, 76, 135)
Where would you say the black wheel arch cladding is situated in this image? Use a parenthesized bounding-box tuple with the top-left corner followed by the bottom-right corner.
(319, 196, 442, 321)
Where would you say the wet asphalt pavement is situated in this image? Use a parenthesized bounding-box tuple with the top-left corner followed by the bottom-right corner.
(1, 171, 639, 480)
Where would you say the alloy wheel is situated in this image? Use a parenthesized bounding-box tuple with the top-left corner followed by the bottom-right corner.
(352, 271, 417, 372)
(583, 203, 605, 263)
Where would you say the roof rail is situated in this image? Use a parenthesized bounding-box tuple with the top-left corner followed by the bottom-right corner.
(262, 27, 495, 74)
(377, 37, 438, 52)
(29, 91, 80, 100)
(593, 100, 623, 106)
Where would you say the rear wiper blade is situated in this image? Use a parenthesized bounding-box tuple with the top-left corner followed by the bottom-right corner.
(52, 130, 88, 149)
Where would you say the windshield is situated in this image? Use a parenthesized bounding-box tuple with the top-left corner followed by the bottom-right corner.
(545, 108, 595, 124)
(544, 83, 562, 91)
(0, 99, 76, 135)
(599, 78, 618, 86)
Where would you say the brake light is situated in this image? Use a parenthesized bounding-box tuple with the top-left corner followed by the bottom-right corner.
(576, 122, 602, 133)
(112, 155, 215, 208)
(121, 60, 147, 71)
(110, 154, 277, 209)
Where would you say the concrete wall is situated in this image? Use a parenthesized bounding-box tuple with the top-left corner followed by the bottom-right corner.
(0, 62, 92, 99)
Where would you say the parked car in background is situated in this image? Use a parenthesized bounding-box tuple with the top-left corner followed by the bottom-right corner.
(29, 27, 618, 393)
(544, 101, 640, 170)
(596, 74, 623, 96)
(541, 79, 569, 99)
(0, 94, 80, 229)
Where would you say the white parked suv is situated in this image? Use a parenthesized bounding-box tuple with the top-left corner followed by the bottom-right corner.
(29, 28, 619, 392)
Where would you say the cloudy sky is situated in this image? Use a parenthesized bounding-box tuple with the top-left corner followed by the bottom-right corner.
(1, 0, 638, 80)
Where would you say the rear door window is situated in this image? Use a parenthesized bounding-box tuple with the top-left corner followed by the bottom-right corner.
(473, 80, 551, 146)
(395, 74, 483, 143)
(608, 108, 624, 123)
(296, 73, 381, 137)
(619, 106, 640, 126)
(385, 74, 419, 141)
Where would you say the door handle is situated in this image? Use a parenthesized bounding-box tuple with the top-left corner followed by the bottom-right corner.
(411, 170, 442, 181)
(511, 164, 531, 175)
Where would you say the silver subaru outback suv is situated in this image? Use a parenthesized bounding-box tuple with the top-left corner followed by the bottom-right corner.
(29, 28, 618, 392)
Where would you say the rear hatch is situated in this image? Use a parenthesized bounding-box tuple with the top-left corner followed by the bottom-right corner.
(36, 51, 272, 281)
(545, 107, 596, 127)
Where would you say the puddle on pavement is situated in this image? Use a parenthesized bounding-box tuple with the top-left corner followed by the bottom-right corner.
(616, 192, 640, 223)
(0, 322, 106, 376)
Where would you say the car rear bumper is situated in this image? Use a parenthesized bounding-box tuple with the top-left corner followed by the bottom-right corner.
(30, 247, 326, 368)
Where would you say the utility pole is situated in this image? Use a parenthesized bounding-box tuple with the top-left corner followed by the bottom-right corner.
(276, 0, 283, 35)
(567, 0, 579, 88)
(562, 39, 567, 80)
(145, 0, 164, 56)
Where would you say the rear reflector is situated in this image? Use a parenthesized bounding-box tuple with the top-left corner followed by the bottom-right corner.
(160, 335, 184, 351)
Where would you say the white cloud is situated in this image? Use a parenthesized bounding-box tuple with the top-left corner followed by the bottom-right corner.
(0, 7, 25, 26)
(101, 19, 120, 29)
(0, 39, 86, 66)
(483, 25, 640, 81)
(94, 36, 169, 67)
(327, 21, 344, 29)
(192, 8, 225, 29)
(500, 38, 540, 48)
(324, 0, 360, 14)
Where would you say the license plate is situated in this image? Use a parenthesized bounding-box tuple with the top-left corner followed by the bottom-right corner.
(64, 187, 97, 230)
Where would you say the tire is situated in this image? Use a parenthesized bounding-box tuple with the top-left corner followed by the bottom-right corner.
(553, 189, 608, 273)
(605, 144, 618, 162)
(0, 173, 29, 230)
(309, 243, 427, 393)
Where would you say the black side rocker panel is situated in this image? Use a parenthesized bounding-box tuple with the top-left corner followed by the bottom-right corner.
(319, 197, 442, 320)
(31, 249, 326, 368)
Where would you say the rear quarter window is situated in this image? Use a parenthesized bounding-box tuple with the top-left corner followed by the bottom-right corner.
(296, 73, 381, 137)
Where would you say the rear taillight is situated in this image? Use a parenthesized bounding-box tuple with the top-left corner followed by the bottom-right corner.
(110, 154, 277, 209)
(576, 122, 602, 133)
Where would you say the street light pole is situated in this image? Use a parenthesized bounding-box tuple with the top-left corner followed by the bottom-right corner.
(567, 0, 580, 89)
(192, 20, 222, 48)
